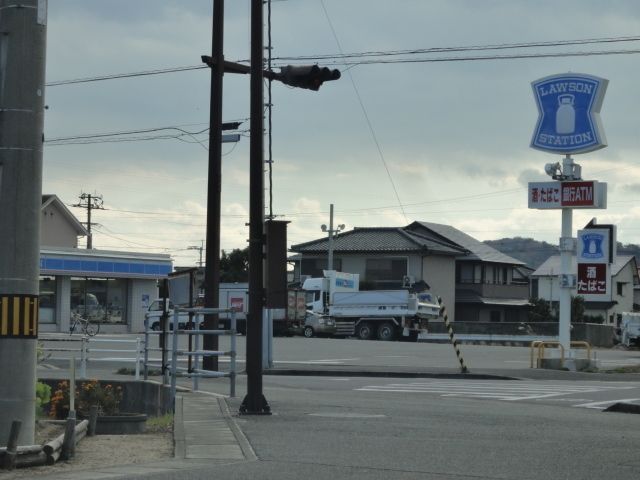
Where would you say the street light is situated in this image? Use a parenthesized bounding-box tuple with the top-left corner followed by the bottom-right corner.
(322, 204, 345, 271)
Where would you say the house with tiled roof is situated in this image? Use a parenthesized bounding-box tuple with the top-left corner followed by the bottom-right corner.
(290, 221, 531, 322)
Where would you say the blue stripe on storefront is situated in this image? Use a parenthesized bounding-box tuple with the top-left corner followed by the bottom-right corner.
(40, 257, 171, 277)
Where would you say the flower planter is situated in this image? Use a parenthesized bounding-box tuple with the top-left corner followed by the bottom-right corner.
(95, 413, 147, 435)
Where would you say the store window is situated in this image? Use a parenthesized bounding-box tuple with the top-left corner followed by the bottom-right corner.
(70, 277, 127, 324)
(39, 276, 57, 324)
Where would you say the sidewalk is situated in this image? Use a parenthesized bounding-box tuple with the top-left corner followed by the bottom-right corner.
(173, 392, 255, 462)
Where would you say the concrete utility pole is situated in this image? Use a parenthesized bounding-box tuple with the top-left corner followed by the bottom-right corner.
(0, 0, 47, 446)
(321, 204, 345, 271)
(72, 192, 103, 249)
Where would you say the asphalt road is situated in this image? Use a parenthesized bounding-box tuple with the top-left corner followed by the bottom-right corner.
(35, 334, 640, 479)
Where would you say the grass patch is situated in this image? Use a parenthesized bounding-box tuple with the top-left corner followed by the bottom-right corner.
(146, 413, 173, 433)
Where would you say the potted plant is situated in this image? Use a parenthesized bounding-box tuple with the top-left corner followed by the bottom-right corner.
(49, 380, 147, 434)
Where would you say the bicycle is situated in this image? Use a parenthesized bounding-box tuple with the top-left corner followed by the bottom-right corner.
(69, 312, 100, 336)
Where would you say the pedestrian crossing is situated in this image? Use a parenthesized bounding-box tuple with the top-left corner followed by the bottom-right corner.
(355, 380, 635, 403)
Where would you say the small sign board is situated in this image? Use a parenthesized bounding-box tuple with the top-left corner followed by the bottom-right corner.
(528, 180, 607, 209)
(531, 73, 608, 154)
(577, 263, 610, 299)
(577, 228, 612, 264)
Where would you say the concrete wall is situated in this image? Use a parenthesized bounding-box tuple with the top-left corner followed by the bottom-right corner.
(423, 255, 456, 320)
(129, 280, 159, 332)
(428, 321, 614, 347)
(41, 203, 79, 248)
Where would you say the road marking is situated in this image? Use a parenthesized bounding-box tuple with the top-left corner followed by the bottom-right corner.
(308, 413, 386, 418)
(356, 380, 635, 402)
(573, 398, 640, 410)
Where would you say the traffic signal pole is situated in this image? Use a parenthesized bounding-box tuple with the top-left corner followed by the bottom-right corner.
(0, 0, 47, 446)
(240, 0, 270, 414)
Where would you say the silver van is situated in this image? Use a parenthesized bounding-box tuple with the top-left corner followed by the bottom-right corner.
(302, 312, 337, 338)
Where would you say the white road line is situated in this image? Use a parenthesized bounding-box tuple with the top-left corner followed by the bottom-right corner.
(356, 380, 636, 402)
(573, 398, 640, 410)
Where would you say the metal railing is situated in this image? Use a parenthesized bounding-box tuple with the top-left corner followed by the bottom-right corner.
(530, 340, 593, 368)
(39, 334, 144, 379)
(162, 307, 237, 406)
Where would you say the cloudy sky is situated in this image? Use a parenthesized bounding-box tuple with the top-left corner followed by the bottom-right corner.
(42, 0, 640, 266)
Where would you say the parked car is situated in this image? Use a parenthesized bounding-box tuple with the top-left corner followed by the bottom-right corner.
(302, 311, 337, 338)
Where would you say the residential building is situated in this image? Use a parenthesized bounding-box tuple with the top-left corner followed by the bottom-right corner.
(39, 195, 171, 333)
(531, 255, 639, 325)
(290, 221, 531, 322)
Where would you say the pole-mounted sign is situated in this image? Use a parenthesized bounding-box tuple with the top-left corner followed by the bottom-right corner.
(528, 72, 609, 360)
(531, 73, 608, 155)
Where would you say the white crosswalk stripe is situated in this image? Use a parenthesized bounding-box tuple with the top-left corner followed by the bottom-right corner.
(355, 380, 635, 402)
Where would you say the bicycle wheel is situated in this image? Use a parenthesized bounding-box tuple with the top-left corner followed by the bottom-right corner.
(84, 322, 100, 336)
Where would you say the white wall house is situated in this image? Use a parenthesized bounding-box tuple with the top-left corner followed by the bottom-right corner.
(39, 195, 171, 333)
(531, 255, 639, 325)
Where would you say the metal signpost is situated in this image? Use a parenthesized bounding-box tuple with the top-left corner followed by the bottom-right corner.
(529, 73, 609, 360)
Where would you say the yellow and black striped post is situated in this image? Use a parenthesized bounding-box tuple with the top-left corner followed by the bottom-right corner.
(0, 295, 39, 339)
(437, 297, 469, 374)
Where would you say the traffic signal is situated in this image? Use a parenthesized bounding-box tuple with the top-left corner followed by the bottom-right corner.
(279, 65, 341, 91)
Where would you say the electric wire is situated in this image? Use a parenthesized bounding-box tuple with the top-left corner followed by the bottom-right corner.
(320, 0, 408, 223)
(45, 36, 640, 87)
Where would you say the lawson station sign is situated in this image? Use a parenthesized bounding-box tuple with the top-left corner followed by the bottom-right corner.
(530, 73, 608, 155)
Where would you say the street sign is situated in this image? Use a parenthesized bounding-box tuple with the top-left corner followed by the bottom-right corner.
(531, 73, 608, 154)
(577, 263, 610, 299)
(577, 228, 612, 264)
(528, 180, 607, 209)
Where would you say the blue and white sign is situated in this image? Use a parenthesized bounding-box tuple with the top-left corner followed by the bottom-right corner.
(577, 228, 611, 264)
(531, 73, 608, 154)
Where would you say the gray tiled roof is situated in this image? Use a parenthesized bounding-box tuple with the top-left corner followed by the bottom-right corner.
(532, 255, 636, 277)
(290, 227, 465, 256)
(408, 221, 526, 266)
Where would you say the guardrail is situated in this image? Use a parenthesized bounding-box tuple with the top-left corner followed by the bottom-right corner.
(530, 340, 593, 368)
(39, 334, 144, 379)
(166, 307, 238, 407)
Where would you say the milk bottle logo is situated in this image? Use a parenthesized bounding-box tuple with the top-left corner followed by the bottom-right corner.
(531, 73, 608, 154)
(556, 94, 575, 134)
(581, 233, 604, 260)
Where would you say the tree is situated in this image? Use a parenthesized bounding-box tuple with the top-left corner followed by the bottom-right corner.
(571, 296, 586, 323)
(220, 247, 249, 282)
(528, 297, 555, 322)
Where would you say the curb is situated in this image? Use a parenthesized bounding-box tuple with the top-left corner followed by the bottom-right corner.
(263, 369, 519, 380)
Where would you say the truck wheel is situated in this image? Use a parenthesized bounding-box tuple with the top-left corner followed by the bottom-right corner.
(303, 326, 314, 338)
(356, 322, 374, 340)
(377, 322, 396, 341)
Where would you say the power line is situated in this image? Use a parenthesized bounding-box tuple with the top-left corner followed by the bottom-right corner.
(45, 36, 640, 87)
(320, 0, 407, 223)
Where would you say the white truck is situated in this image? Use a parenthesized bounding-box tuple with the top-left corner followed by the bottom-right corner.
(301, 271, 441, 341)
(620, 312, 640, 347)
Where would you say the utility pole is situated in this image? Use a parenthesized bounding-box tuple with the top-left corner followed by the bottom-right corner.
(0, 0, 47, 446)
(240, 0, 270, 415)
(202, 0, 224, 371)
(188, 240, 205, 267)
(72, 192, 103, 249)
(321, 204, 345, 271)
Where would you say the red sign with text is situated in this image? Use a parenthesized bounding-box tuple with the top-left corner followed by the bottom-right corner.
(577, 263, 607, 296)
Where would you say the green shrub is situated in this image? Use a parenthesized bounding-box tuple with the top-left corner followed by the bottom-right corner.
(35, 381, 51, 418)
